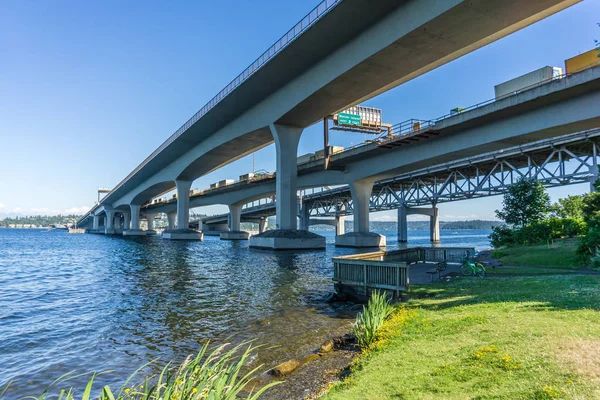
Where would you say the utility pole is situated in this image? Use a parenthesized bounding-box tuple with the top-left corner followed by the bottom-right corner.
(323, 115, 332, 170)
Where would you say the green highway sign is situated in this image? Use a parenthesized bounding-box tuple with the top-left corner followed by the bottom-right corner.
(337, 112, 361, 126)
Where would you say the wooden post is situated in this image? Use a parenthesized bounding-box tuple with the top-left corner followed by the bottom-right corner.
(395, 264, 400, 298)
(363, 262, 368, 295)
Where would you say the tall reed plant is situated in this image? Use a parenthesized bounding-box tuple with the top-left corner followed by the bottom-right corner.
(352, 290, 393, 349)
(5, 341, 278, 400)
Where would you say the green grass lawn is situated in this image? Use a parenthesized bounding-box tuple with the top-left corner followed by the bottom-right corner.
(485, 267, 578, 276)
(325, 276, 600, 400)
(492, 238, 582, 269)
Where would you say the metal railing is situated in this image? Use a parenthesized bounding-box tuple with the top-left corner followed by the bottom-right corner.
(356, 63, 600, 151)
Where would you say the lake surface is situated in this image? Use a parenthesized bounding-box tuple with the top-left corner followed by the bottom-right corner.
(0, 228, 491, 396)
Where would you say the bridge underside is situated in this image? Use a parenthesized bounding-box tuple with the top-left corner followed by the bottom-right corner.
(198, 129, 599, 227)
(88, 0, 578, 216)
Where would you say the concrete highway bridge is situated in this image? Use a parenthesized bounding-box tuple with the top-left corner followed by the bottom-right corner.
(77, 0, 593, 249)
(193, 128, 600, 243)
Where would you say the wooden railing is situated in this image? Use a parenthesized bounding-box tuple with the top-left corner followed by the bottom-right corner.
(332, 247, 474, 297)
(333, 258, 409, 298)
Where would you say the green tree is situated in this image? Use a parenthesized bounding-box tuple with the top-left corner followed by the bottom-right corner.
(495, 178, 550, 227)
(550, 195, 585, 220)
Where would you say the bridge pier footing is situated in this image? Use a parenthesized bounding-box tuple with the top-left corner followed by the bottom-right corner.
(220, 231, 250, 240)
(162, 229, 204, 240)
(249, 124, 325, 250)
(124, 205, 146, 236)
(335, 179, 385, 248)
(221, 203, 250, 240)
(104, 210, 116, 235)
(162, 180, 203, 240)
(123, 229, 146, 236)
(145, 213, 157, 235)
(258, 218, 268, 233)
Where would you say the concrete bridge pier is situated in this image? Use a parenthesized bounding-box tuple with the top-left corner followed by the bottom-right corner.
(336, 204, 346, 236)
(163, 180, 203, 240)
(105, 209, 116, 235)
(98, 215, 106, 233)
(90, 215, 100, 233)
(430, 206, 440, 243)
(167, 211, 176, 230)
(124, 204, 146, 236)
(398, 205, 408, 243)
(202, 222, 230, 236)
(123, 212, 131, 231)
(336, 214, 346, 236)
(590, 159, 599, 192)
(221, 203, 250, 240)
(299, 202, 310, 231)
(249, 124, 325, 250)
(398, 205, 440, 243)
(114, 214, 124, 235)
(258, 218, 268, 233)
(335, 179, 385, 248)
(145, 213, 157, 235)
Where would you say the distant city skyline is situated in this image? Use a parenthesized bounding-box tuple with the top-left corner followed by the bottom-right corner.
(0, 0, 597, 220)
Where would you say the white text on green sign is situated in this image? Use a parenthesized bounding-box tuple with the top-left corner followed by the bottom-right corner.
(338, 113, 361, 126)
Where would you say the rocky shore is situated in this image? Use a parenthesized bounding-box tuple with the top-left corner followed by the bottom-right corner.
(261, 333, 360, 400)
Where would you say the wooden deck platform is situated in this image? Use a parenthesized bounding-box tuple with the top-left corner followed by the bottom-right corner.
(332, 247, 474, 299)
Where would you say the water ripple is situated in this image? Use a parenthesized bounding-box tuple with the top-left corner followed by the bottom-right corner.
(0, 228, 490, 396)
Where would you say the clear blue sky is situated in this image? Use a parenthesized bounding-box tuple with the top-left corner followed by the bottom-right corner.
(0, 0, 598, 219)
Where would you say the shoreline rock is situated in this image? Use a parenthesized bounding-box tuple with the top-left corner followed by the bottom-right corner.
(269, 359, 301, 377)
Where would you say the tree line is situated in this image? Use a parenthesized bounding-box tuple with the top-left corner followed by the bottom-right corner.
(0, 214, 81, 227)
(490, 177, 600, 268)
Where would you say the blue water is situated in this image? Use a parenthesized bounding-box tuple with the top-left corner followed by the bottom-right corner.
(0, 228, 490, 396)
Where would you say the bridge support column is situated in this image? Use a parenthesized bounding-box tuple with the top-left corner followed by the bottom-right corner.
(124, 205, 146, 236)
(105, 210, 116, 235)
(590, 157, 599, 192)
(250, 124, 325, 250)
(123, 212, 131, 231)
(167, 211, 176, 230)
(336, 179, 386, 248)
(221, 203, 249, 240)
(163, 180, 203, 240)
(114, 214, 123, 234)
(398, 205, 408, 243)
(299, 203, 310, 231)
(335, 215, 345, 236)
(335, 204, 346, 236)
(92, 215, 100, 232)
(430, 206, 440, 243)
(98, 215, 106, 233)
(258, 218, 268, 233)
(145, 213, 157, 235)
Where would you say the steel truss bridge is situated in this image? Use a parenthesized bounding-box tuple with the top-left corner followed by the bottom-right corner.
(201, 129, 600, 225)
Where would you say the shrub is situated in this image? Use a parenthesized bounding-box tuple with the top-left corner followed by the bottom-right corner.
(490, 225, 515, 248)
(7, 341, 278, 400)
(577, 219, 600, 267)
(352, 290, 393, 349)
(490, 218, 586, 249)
